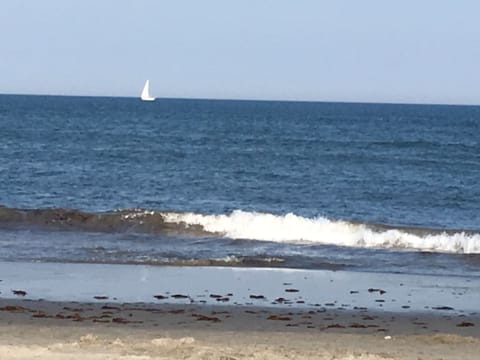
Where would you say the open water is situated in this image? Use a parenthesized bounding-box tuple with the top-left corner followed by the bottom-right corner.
(1, 94, 480, 277)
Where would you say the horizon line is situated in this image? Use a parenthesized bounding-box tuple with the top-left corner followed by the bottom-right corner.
(0, 91, 479, 108)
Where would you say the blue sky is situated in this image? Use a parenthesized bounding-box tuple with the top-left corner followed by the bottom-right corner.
(1, 1, 480, 104)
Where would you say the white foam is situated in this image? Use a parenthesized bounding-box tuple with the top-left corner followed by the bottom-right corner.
(161, 210, 480, 254)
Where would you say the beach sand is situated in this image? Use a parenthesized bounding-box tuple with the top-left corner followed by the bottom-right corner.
(0, 262, 479, 359)
(0, 299, 479, 360)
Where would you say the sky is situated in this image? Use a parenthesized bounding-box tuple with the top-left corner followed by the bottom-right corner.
(1, 1, 480, 104)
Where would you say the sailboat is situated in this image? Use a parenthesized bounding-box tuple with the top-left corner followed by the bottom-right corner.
(140, 80, 155, 101)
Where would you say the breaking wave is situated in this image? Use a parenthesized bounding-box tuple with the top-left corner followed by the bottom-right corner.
(1, 205, 480, 254)
(0, 206, 210, 236)
(162, 210, 480, 254)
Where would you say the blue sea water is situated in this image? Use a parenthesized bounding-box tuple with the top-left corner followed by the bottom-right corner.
(0, 94, 479, 276)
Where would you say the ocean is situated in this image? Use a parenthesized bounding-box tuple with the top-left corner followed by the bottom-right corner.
(1, 94, 479, 278)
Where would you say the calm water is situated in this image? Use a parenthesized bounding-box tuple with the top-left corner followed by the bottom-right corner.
(1, 94, 480, 276)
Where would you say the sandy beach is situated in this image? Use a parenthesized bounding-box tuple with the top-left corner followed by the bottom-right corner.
(0, 299, 479, 360)
(0, 262, 479, 359)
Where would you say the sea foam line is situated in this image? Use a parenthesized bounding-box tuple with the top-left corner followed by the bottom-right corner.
(161, 210, 480, 254)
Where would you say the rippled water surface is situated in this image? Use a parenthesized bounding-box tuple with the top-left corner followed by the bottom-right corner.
(1, 95, 479, 276)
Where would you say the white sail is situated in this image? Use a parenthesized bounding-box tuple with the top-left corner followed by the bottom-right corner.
(140, 80, 155, 101)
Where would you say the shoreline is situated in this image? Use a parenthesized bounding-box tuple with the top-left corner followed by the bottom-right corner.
(0, 261, 479, 314)
(1, 261, 479, 359)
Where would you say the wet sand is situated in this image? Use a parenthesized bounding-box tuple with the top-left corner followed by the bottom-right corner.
(0, 262, 479, 359)
(1, 262, 479, 313)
